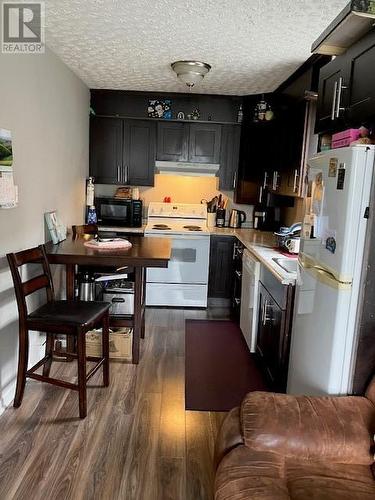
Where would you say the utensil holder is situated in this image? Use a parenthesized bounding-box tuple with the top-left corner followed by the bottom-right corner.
(207, 213, 216, 227)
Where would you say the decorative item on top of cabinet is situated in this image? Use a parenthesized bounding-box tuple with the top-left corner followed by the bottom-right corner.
(147, 99, 172, 119)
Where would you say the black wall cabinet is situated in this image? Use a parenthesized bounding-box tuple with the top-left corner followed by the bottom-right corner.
(218, 125, 241, 191)
(124, 120, 156, 186)
(156, 122, 188, 162)
(316, 29, 375, 133)
(90, 117, 156, 186)
(156, 122, 222, 164)
(188, 123, 222, 163)
(90, 117, 123, 184)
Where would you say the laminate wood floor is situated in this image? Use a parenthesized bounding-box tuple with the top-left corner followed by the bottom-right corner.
(0, 308, 228, 500)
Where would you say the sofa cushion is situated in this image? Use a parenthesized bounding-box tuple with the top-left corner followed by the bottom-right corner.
(286, 459, 375, 499)
(215, 446, 375, 500)
(215, 446, 290, 500)
(241, 391, 375, 465)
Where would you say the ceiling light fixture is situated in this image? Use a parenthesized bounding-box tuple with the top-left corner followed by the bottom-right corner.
(171, 60, 211, 89)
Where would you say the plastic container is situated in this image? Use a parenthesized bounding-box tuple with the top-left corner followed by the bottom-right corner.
(332, 129, 360, 149)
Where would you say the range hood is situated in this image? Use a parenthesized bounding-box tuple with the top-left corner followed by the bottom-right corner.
(155, 160, 220, 177)
(312, 1, 375, 55)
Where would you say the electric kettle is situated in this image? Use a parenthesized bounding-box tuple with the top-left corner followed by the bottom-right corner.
(229, 209, 246, 228)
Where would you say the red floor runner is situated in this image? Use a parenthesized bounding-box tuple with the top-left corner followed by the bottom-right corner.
(185, 319, 268, 411)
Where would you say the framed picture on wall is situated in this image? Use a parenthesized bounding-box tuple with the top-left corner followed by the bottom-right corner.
(0, 128, 13, 171)
(45, 211, 67, 244)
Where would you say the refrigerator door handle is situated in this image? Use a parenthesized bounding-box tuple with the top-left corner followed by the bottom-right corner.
(299, 256, 352, 290)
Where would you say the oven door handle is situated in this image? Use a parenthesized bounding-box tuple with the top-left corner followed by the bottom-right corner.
(145, 233, 209, 240)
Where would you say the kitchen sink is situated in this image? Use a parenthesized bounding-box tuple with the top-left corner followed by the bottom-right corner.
(272, 257, 298, 274)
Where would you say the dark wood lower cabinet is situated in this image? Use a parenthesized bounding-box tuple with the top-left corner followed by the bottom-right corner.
(208, 236, 235, 303)
(256, 269, 295, 392)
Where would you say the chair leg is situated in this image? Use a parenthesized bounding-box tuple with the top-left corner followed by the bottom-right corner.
(42, 333, 54, 377)
(14, 326, 29, 408)
(77, 330, 87, 418)
(102, 312, 110, 387)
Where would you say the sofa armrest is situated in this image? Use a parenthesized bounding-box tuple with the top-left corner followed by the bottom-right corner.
(240, 391, 375, 465)
(214, 407, 244, 470)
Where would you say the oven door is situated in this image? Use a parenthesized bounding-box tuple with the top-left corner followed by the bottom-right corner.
(146, 234, 210, 284)
(96, 198, 131, 227)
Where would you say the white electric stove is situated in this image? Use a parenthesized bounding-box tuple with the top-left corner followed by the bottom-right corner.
(145, 202, 210, 307)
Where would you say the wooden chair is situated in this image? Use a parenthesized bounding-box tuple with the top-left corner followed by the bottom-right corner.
(72, 224, 98, 238)
(7, 245, 111, 418)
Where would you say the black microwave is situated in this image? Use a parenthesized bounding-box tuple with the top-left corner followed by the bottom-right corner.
(95, 197, 143, 227)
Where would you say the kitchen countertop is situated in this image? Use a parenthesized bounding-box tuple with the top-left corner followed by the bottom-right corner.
(210, 227, 297, 285)
(98, 224, 297, 285)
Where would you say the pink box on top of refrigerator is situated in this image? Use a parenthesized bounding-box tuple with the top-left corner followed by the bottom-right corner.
(332, 128, 361, 149)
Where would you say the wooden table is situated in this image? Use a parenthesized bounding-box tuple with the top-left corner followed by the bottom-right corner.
(45, 235, 171, 363)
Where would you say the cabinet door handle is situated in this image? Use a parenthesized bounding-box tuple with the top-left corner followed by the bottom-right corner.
(263, 171, 268, 188)
(258, 186, 263, 204)
(117, 165, 121, 183)
(262, 300, 272, 325)
(126, 165, 129, 184)
(335, 77, 347, 118)
(233, 171, 237, 190)
(293, 169, 299, 193)
(331, 80, 338, 121)
(261, 300, 266, 325)
(273, 171, 280, 190)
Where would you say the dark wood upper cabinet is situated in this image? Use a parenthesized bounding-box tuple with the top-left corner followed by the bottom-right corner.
(316, 29, 375, 133)
(218, 125, 241, 191)
(156, 122, 188, 162)
(157, 122, 222, 164)
(315, 58, 346, 133)
(345, 30, 375, 124)
(90, 117, 123, 184)
(90, 117, 156, 186)
(188, 123, 222, 163)
(124, 120, 156, 186)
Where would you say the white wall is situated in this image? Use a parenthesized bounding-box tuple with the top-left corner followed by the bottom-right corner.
(0, 49, 89, 414)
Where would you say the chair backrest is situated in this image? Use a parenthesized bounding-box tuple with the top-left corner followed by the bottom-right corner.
(7, 245, 54, 322)
(72, 224, 98, 238)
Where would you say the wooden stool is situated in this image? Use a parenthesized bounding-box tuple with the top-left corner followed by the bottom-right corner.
(7, 245, 111, 418)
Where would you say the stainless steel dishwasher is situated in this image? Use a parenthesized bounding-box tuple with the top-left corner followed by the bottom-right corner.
(240, 249, 260, 352)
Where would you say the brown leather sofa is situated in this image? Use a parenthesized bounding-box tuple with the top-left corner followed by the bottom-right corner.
(214, 378, 375, 499)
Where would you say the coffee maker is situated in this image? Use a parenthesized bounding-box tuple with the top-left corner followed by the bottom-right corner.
(253, 192, 281, 231)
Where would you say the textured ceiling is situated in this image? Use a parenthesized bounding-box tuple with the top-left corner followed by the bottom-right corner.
(45, 0, 348, 95)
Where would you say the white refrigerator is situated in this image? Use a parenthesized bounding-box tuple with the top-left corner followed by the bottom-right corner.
(287, 145, 375, 396)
